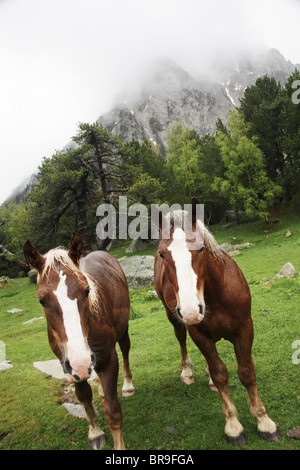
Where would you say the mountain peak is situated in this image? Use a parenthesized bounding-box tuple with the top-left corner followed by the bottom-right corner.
(98, 48, 295, 150)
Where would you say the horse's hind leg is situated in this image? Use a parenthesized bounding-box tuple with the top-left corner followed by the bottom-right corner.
(233, 320, 280, 442)
(118, 328, 135, 397)
(75, 380, 106, 450)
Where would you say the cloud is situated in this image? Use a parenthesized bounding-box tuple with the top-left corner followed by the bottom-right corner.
(0, 0, 299, 204)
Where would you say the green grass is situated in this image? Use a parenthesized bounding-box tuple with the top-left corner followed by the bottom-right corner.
(0, 205, 299, 450)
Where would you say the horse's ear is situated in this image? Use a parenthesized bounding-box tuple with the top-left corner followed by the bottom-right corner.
(68, 232, 83, 266)
(23, 240, 45, 272)
(151, 204, 163, 233)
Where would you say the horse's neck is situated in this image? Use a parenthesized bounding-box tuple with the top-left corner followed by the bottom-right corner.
(204, 250, 225, 296)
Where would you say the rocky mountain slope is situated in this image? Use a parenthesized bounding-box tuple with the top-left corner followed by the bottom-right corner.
(5, 48, 297, 203)
(98, 48, 296, 152)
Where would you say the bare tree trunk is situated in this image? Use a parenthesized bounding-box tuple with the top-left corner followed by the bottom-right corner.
(0, 244, 30, 273)
(75, 173, 92, 253)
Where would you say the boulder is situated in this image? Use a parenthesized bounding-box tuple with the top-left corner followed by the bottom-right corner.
(233, 242, 253, 250)
(219, 242, 234, 252)
(119, 255, 155, 289)
(28, 269, 37, 283)
(125, 238, 149, 253)
(0, 360, 12, 371)
(275, 262, 296, 279)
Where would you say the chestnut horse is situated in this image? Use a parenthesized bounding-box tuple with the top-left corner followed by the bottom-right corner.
(153, 199, 280, 446)
(23, 233, 134, 450)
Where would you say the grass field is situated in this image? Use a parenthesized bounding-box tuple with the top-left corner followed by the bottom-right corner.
(0, 204, 299, 450)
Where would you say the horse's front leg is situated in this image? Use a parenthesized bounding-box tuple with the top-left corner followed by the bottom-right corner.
(166, 308, 194, 384)
(188, 328, 247, 446)
(118, 328, 135, 397)
(75, 380, 106, 450)
(97, 349, 125, 450)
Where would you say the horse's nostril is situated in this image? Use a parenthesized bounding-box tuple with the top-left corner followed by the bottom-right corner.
(64, 359, 72, 375)
(199, 304, 203, 315)
(91, 353, 96, 367)
(73, 374, 80, 382)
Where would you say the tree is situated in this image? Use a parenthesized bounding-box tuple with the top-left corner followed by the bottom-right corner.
(239, 76, 284, 182)
(279, 69, 300, 196)
(0, 201, 30, 274)
(28, 147, 94, 252)
(214, 110, 282, 222)
(165, 122, 226, 222)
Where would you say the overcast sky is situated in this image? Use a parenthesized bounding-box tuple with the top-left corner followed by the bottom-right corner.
(0, 0, 299, 204)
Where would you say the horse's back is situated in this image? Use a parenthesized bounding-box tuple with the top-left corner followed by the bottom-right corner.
(81, 250, 127, 286)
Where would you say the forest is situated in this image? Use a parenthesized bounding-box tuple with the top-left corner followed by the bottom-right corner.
(0, 70, 299, 276)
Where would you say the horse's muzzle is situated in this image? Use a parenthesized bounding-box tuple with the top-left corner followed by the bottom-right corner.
(176, 305, 204, 325)
(63, 353, 96, 383)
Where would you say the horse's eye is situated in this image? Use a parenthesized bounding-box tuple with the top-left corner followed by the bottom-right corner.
(198, 246, 204, 254)
(38, 297, 48, 308)
(84, 287, 90, 299)
(159, 252, 165, 259)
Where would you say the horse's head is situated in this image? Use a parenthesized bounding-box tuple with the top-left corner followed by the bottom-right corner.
(154, 199, 206, 326)
(23, 233, 96, 383)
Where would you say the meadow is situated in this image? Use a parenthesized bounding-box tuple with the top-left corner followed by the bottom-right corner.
(0, 204, 299, 451)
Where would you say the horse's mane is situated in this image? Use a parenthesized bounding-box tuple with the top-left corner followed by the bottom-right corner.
(166, 210, 223, 259)
(41, 248, 100, 315)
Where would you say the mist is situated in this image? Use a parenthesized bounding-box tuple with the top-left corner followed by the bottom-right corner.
(0, 0, 299, 204)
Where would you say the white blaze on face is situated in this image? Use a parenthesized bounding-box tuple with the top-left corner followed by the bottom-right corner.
(53, 271, 91, 376)
(168, 228, 204, 325)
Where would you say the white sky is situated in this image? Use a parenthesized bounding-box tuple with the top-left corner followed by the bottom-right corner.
(0, 0, 299, 204)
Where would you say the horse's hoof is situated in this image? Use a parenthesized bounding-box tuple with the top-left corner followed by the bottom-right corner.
(181, 376, 194, 385)
(89, 432, 106, 450)
(259, 429, 281, 442)
(122, 388, 135, 397)
(226, 431, 247, 447)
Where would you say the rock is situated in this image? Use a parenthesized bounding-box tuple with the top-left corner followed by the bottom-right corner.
(23, 317, 44, 325)
(7, 308, 24, 314)
(275, 262, 296, 278)
(33, 359, 96, 380)
(28, 269, 37, 283)
(166, 427, 177, 435)
(219, 242, 234, 252)
(33, 359, 66, 379)
(119, 255, 155, 289)
(0, 276, 10, 284)
(0, 360, 12, 371)
(63, 402, 86, 419)
(234, 242, 253, 250)
(285, 427, 300, 439)
(285, 230, 293, 238)
(125, 238, 149, 253)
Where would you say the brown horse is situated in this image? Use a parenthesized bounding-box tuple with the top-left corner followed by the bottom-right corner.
(23, 233, 134, 450)
(153, 199, 280, 446)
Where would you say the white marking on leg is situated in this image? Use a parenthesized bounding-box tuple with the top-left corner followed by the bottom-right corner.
(181, 356, 194, 384)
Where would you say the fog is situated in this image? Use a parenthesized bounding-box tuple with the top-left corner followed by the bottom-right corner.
(0, 0, 299, 204)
